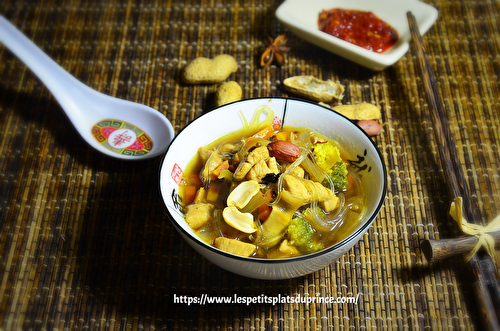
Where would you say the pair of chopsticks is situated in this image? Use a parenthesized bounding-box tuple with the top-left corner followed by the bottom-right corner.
(406, 12, 500, 330)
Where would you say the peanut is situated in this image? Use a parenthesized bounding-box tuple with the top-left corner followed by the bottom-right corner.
(267, 141, 300, 163)
(357, 120, 382, 136)
(215, 81, 242, 107)
(183, 54, 238, 84)
(331, 103, 381, 120)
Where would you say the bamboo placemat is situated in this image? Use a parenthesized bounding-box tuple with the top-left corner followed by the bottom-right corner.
(1, 0, 499, 330)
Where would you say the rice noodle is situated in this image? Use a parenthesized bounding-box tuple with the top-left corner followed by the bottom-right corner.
(256, 228, 287, 249)
(212, 209, 225, 238)
(203, 105, 274, 150)
(310, 167, 366, 245)
(347, 166, 363, 196)
(200, 143, 223, 185)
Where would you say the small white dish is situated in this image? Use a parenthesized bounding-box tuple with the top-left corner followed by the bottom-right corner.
(276, 0, 438, 71)
(159, 98, 386, 279)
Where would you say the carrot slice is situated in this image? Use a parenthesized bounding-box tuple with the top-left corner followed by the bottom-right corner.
(211, 160, 230, 178)
(258, 203, 272, 221)
(183, 185, 197, 205)
(275, 130, 291, 141)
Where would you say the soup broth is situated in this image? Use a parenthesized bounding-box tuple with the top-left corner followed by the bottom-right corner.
(178, 113, 366, 259)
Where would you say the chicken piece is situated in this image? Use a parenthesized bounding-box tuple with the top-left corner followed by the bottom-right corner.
(234, 162, 252, 180)
(198, 146, 216, 164)
(287, 165, 305, 178)
(267, 157, 279, 174)
(219, 143, 239, 154)
(201, 152, 224, 180)
(214, 237, 256, 257)
(278, 239, 300, 256)
(248, 146, 270, 163)
(247, 156, 281, 182)
(246, 159, 271, 182)
(321, 196, 339, 212)
(233, 146, 270, 181)
(185, 203, 214, 229)
(281, 174, 338, 211)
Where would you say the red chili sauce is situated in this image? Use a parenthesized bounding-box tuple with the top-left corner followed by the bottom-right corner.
(318, 8, 398, 53)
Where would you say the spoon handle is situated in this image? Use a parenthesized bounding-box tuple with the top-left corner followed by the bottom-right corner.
(0, 15, 89, 123)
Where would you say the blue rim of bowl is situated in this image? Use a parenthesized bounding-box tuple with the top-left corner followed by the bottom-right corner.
(158, 97, 387, 265)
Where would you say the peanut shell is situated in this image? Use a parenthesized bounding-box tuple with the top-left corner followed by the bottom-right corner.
(283, 75, 345, 102)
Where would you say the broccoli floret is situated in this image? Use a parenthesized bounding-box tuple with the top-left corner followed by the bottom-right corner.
(286, 217, 323, 253)
(312, 141, 349, 192)
(326, 161, 349, 192)
(287, 217, 313, 246)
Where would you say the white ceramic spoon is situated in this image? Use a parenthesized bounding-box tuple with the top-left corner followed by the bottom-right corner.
(0, 15, 175, 160)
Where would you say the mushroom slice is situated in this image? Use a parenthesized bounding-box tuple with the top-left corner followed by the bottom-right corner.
(222, 206, 257, 233)
(227, 180, 260, 209)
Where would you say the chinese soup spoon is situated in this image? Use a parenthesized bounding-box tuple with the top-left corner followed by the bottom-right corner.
(0, 16, 174, 160)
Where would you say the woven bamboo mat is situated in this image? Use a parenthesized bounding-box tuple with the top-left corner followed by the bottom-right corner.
(1, 0, 499, 330)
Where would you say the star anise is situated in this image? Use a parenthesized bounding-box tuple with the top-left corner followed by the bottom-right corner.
(260, 35, 290, 66)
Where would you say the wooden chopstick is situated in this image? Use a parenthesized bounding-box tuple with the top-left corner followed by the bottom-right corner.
(406, 12, 500, 330)
(421, 230, 500, 262)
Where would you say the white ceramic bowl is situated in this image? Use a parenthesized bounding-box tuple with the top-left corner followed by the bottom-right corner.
(159, 98, 386, 279)
(276, 0, 438, 71)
